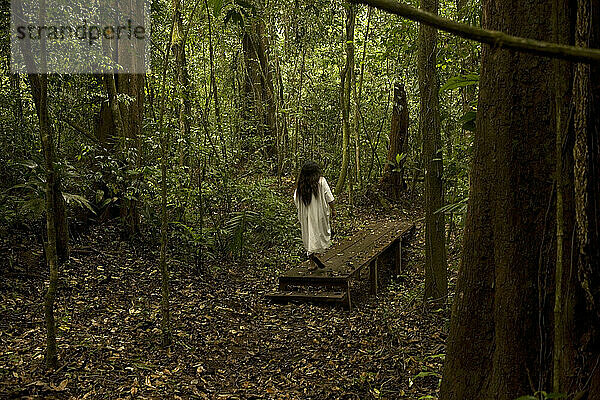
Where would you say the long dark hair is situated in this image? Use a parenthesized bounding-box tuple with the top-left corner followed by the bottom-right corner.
(296, 162, 321, 206)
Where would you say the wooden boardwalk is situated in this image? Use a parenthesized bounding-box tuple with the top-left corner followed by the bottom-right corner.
(267, 220, 415, 309)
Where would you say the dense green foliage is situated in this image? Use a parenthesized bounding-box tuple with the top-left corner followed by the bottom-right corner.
(0, 0, 480, 263)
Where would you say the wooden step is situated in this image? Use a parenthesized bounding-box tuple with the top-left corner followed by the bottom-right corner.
(266, 291, 348, 305)
(278, 273, 349, 288)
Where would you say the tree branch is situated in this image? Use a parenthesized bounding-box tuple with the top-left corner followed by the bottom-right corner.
(350, 0, 600, 63)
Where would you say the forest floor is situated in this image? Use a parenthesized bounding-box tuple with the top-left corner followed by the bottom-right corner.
(0, 182, 461, 400)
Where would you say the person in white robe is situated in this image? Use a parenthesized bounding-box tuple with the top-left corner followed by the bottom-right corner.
(294, 162, 336, 269)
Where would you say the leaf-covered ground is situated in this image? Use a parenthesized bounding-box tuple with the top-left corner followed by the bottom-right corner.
(0, 191, 459, 399)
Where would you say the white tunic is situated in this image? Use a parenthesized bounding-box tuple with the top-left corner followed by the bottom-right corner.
(294, 177, 335, 254)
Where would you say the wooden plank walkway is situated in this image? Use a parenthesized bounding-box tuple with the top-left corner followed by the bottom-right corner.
(266, 220, 415, 309)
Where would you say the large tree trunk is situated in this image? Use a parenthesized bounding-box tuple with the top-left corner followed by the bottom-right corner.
(242, 12, 278, 161)
(440, 0, 600, 398)
(418, 0, 447, 304)
(441, 0, 556, 396)
(100, 71, 143, 235)
(573, 0, 600, 325)
(572, 0, 600, 395)
(379, 82, 408, 200)
(96, 4, 144, 236)
(552, 0, 577, 394)
(116, 72, 143, 236)
(335, 2, 355, 195)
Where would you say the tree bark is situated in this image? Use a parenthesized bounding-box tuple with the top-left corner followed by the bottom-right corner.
(241, 10, 278, 162)
(205, 0, 227, 163)
(20, 0, 63, 367)
(552, 0, 577, 394)
(572, 1, 600, 395)
(29, 73, 59, 369)
(441, 0, 556, 395)
(101, 69, 143, 236)
(155, 6, 178, 348)
(172, 0, 192, 167)
(573, 0, 600, 324)
(294, 48, 306, 172)
(353, 6, 372, 191)
(118, 72, 143, 236)
(351, 0, 600, 63)
(439, 0, 600, 398)
(419, 0, 447, 304)
(10, 74, 23, 126)
(379, 82, 409, 200)
(335, 2, 356, 195)
(104, 74, 125, 139)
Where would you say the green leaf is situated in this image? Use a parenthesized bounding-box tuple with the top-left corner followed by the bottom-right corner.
(63, 193, 96, 214)
(395, 152, 406, 165)
(210, 0, 224, 16)
(440, 73, 479, 93)
(224, 9, 244, 26)
(459, 110, 477, 132)
(514, 396, 537, 400)
(434, 197, 469, 215)
(413, 371, 440, 379)
(21, 198, 46, 218)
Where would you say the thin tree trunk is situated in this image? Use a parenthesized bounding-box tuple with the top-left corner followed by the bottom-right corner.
(20, 0, 61, 368)
(419, 0, 447, 304)
(156, 8, 178, 348)
(10, 74, 23, 125)
(353, 6, 372, 190)
(172, 0, 192, 167)
(35, 75, 59, 369)
(275, 48, 287, 178)
(30, 72, 59, 369)
(205, 0, 227, 163)
(335, 2, 355, 195)
(295, 48, 306, 172)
